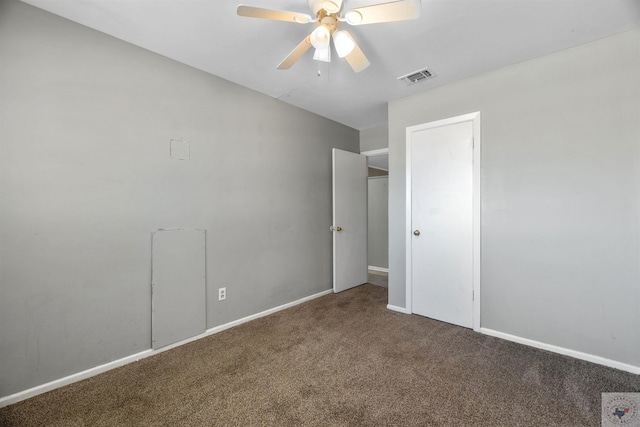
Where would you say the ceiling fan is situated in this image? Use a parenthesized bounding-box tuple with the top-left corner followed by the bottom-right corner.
(237, 0, 421, 72)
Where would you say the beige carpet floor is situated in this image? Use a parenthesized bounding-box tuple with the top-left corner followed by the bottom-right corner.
(1, 284, 638, 426)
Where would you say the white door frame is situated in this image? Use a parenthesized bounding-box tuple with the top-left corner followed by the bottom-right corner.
(405, 112, 481, 332)
(362, 148, 389, 274)
(361, 148, 389, 157)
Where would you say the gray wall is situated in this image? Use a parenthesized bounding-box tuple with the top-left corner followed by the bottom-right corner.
(388, 29, 640, 368)
(367, 177, 389, 269)
(0, 0, 359, 397)
(360, 124, 388, 152)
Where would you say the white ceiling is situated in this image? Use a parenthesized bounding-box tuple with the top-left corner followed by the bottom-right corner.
(20, 0, 640, 130)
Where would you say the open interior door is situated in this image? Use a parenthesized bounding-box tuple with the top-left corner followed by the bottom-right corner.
(332, 148, 368, 293)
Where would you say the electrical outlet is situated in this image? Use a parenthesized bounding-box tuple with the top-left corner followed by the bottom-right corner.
(218, 287, 226, 301)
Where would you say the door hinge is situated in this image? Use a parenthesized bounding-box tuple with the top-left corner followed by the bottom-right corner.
(472, 290, 475, 301)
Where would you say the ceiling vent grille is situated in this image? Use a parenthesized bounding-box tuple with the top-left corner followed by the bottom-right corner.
(397, 67, 436, 86)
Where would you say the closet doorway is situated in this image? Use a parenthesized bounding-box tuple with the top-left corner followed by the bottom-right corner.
(363, 149, 388, 288)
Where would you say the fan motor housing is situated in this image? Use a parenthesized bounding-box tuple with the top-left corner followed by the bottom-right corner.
(309, 0, 343, 17)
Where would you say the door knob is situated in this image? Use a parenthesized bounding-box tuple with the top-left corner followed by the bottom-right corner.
(413, 230, 420, 236)
(330, 226, 343, 232)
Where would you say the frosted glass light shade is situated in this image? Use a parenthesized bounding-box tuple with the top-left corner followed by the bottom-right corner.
(310, 25, 331, 49)
(313, 46, 331, 63)
(332, 30, 355, 58)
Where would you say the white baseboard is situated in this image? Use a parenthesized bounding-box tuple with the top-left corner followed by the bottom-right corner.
(204, 289, 332, 337)
(368, 266, 389, 273)
(386, 304, 411, 314)
(480, 328, 640, 375)
(0, 349, 154, 409)
(0, 288, 333, 408)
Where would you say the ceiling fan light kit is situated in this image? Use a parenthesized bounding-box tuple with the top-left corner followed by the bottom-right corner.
(310, 24, 331, 49)
(237, 0, 421, 72)
(313, 46, 332, 62)
(332, 30, 355, 58)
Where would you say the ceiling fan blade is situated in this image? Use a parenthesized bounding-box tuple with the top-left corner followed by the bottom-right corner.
(237, 5, 312, 23)
(277, 35, 312, 70)
(343, 0, 420, 25)
(344, 40, 370, 73)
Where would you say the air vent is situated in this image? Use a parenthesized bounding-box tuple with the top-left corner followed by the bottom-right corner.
(397, 67, 436, 86)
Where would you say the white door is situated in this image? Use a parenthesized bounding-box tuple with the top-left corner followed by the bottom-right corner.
(410, 121, 474, 328)
(332, 148, 368, 293)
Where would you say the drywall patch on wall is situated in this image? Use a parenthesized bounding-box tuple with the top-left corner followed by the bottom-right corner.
(170, 139, 190, 160)
(151, 229, 206, 349)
